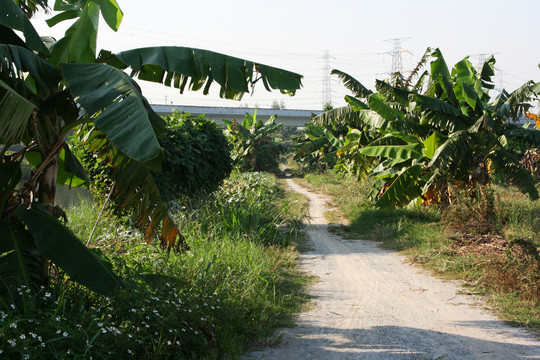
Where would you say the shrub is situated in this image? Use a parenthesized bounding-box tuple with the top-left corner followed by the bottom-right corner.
(74, 111, 232, 209)
(154, 111, 233, 205)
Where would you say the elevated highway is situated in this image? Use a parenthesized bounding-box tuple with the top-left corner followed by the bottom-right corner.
(151, 104, 322, 127)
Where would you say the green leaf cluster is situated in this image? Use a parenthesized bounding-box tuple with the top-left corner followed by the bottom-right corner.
(224, 110, 285, 172)
(309, 48, 540, 208)
(153, 111, 233, 204)
(0, 0, 302, 297)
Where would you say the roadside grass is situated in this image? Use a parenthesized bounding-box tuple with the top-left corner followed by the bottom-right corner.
(1, 172, 312, 359)
(297, 169, 540, 332)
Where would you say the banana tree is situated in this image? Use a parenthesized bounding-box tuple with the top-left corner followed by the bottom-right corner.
(292, 122, 348, 172)
(313, 48, 540, 208)
(223, 110, 286, 172)
(0, 0, 302, 295)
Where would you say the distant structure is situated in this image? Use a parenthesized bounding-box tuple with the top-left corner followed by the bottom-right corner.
(322, 49, 333, 109)
(382, 38, 412, 73)
(468, 52, 498, 72)
(151, 104, 322, 128)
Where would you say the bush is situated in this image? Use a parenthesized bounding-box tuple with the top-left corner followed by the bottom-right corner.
(154, 111, 233, 204)
(73, 111, 232, 209)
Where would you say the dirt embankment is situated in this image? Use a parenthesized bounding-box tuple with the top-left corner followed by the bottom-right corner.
(247, 177, 540, 360)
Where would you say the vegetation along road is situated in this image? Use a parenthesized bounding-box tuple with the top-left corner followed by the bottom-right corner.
(248, 176, 540, 360)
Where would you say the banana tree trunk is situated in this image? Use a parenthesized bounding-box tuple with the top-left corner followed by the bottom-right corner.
(38, 150, 59, 205)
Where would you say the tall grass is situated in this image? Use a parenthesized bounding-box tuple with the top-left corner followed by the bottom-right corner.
(1, 172, 311, 359)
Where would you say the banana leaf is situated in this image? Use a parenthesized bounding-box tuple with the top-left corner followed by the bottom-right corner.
(99, 46, 302, 101)
(62, 62, 165, 163)
(17, 206, 124, 295)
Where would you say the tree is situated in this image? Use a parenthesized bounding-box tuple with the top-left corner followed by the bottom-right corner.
(0, 0, 302, 295)
(224, 110, 284, 172)
(271, 99, 286, 110)
(313, 48, 540, 208)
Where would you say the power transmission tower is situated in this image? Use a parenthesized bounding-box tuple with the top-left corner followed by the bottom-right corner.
(382, 38, 412, 73)
(468, 52, 499, 72)
(322, 49, 333, 109)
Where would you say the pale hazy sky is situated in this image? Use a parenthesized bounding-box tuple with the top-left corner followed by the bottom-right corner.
(32, 0, 540, 110)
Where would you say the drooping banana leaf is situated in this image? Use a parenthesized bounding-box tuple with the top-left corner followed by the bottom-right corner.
(0, 79, 35, 147)
(17, 205, 124, 295)
(82, 129, 186, 251)
(98, 46, 303, 101)
(494, 80, 537, 120)
(428, 130, 471, 173)
(368, 93, 404, 121)
(410, 93, 468, 131)
(313, 107, 390, 130)
(504, 127, 540, 146)
(375, 164, 424, 208)
(344, 95, 369, 110)
(422, 132, 446, 160)
(375, 80, 411, 107)
(0, 0, 49, 54)
(62, 62, 165, 163)
(0, 221, 45, 295)
(410, 93, 461, 117)
(312, 106, 357, 126)
(487, 149, 539, 200)
(0, 44, 61, 97)
(331, 69, 373, 98)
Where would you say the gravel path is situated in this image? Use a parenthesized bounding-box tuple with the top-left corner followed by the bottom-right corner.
(247, 177, 540, 359)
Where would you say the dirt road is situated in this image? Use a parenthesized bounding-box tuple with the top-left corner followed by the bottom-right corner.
(247, 177, 540, 359)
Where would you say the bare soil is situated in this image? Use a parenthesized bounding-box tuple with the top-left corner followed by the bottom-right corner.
(246, 177, 540, 359)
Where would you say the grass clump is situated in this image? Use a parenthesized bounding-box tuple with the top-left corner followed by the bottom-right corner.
(1, 172, 311, 359)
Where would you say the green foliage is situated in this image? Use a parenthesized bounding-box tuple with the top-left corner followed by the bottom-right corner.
(1, 172, 310, 359)
(0, 0, 302, 296)
(292, 122, 348, 172)
(153, 111, 233, 204)
(311, 48, 540, 208)
(301, 171, 540, 328)
(224, 110, 285, 172)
